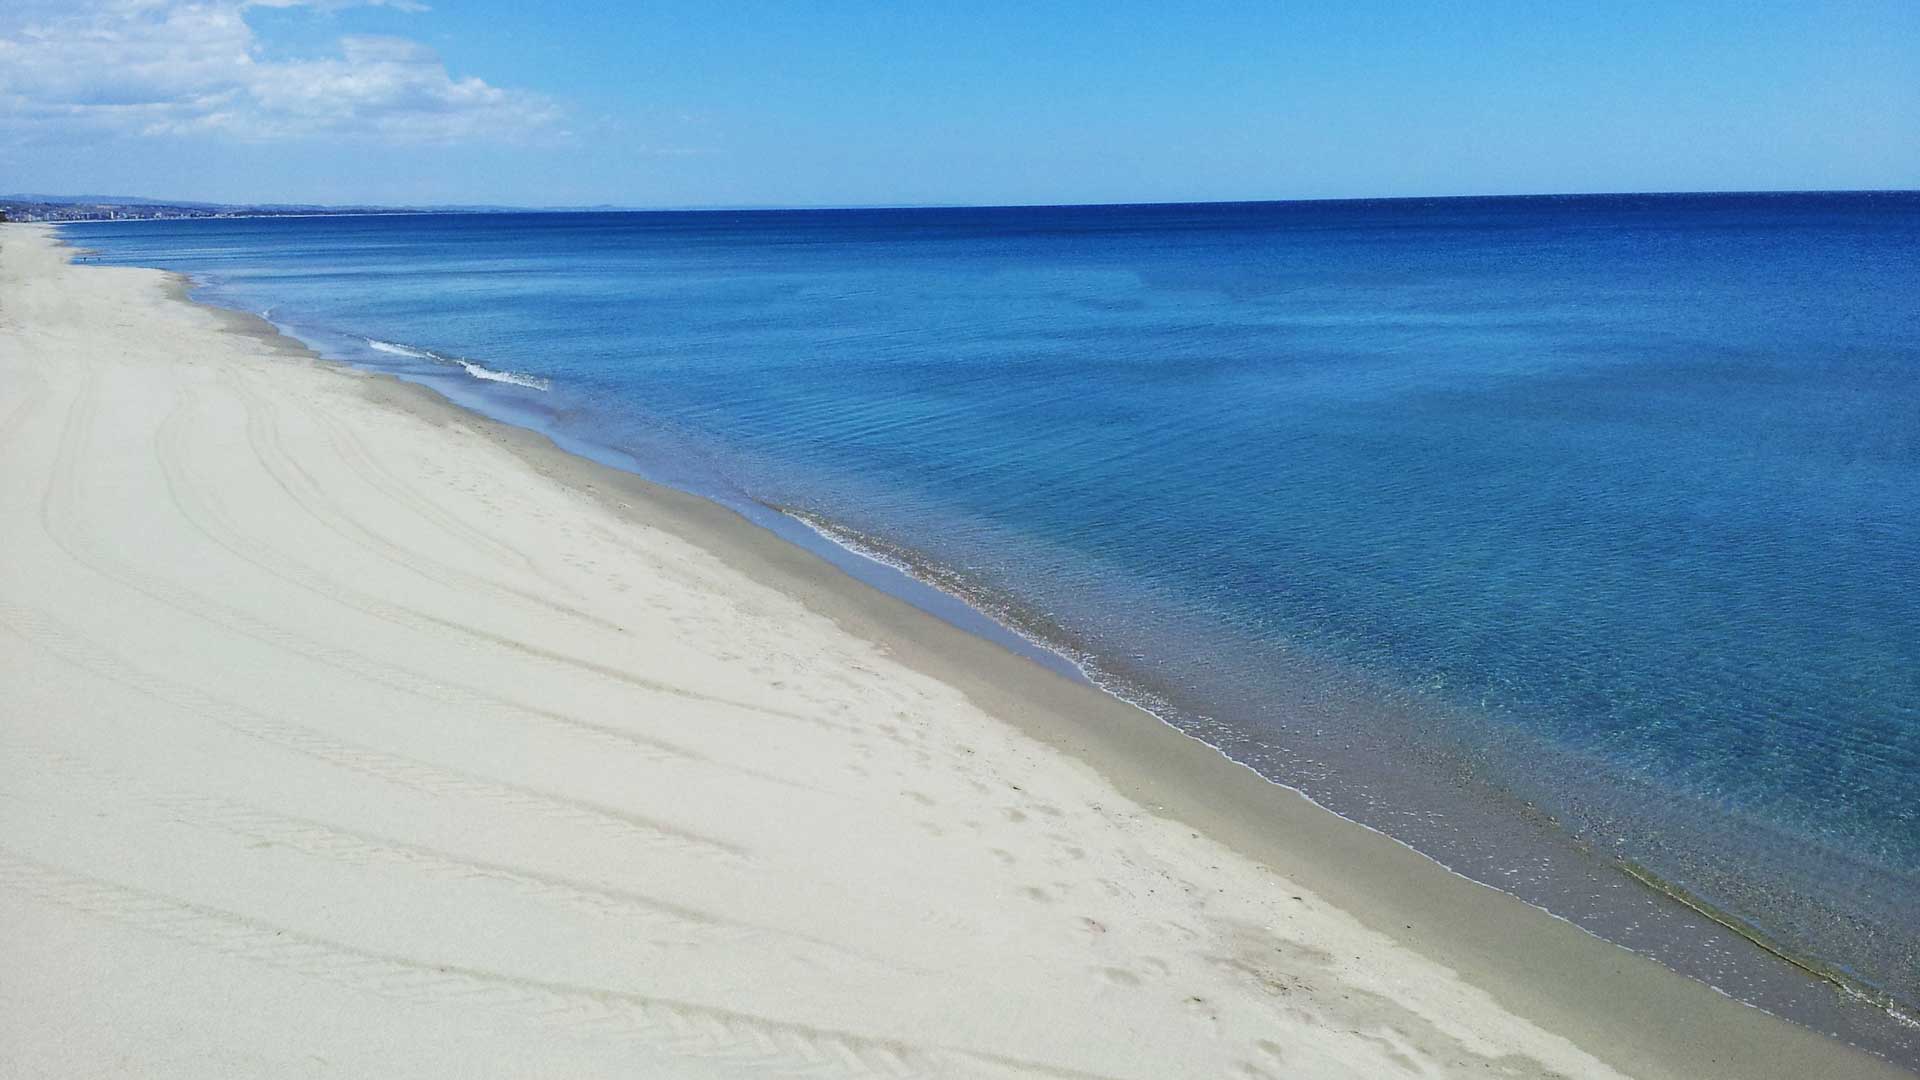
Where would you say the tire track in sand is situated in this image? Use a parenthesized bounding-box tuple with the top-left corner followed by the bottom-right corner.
(149, 390, 830, 792)
(0, 735, 904, 974)
(219, 367, 613, 628)
(0, 595, 744, 865)
(0, 852, 1116, 1080)
(28, 376, 762, 822)
(151, 379, 866, 744)
(32, 374, 811, 809)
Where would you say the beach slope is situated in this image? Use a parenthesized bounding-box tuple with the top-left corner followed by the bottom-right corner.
(0, 223, 1901, 1079)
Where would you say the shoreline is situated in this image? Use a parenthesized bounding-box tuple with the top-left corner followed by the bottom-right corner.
(187, 272, 1920, 1048)
(144, 246, 1920, 1071)
(5, 221, 1908, 1077)
(785, 496, 1919, 1028)
(350, 373, 1919, 1080)
(103, 214, 1917, 1049)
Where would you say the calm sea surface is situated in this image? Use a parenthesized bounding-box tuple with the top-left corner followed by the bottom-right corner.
(65, 194, 1920, 1061)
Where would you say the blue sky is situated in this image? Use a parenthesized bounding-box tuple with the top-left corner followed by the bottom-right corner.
(3, 1, 1915, 207)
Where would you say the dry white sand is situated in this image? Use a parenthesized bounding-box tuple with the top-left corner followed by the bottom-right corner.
(0, 223, 1903, 1079)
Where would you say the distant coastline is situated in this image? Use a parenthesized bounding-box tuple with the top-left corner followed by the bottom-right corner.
(8, 187, 1915, 223)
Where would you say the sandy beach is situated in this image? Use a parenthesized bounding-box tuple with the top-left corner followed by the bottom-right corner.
(0, 221, 1903, 1079)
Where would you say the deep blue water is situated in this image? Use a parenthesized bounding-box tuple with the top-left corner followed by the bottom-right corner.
(65, 194, 1920, 1057)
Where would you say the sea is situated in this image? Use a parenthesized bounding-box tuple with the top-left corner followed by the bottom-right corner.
(62, 193, 1920, 1065)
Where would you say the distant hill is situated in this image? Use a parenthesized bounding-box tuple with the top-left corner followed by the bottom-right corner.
(0, 193, 659, 223)
(2, 195, 372, 222)
(2, 193, 227, 208)
(0, 193, 584, 222)
(0, 194, 967, 223)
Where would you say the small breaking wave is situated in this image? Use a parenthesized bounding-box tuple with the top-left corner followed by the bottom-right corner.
(366, 338, 433, 359)
(451, 358, 550, 390)
(366, 338, 549, 391)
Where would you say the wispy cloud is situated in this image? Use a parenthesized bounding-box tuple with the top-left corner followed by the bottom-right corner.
(0, 0, 558, 143)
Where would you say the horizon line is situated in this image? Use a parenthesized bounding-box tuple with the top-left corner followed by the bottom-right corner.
(11, 186, 1918, 218)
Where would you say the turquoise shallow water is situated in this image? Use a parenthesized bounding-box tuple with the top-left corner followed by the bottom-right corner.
(66, 194, 1920, 1060)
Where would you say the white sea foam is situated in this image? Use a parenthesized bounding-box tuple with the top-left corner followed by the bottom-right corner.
(365, 338, 548, 391)
(366, 338, 435, 360)
(453, 359, 549, 390)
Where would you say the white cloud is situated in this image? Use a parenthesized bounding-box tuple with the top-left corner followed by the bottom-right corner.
(0, 0, 558, 143)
